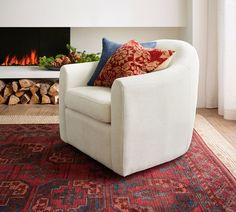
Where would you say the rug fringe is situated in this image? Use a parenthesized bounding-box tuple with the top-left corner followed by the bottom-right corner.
(0, 115, 59, 124)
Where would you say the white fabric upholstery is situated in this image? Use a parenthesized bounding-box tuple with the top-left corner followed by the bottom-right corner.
(59, 62, 98, 142)
(59, 40, 199, 176)
(65, 87, 111, 123)
(65, 109, 111, 168)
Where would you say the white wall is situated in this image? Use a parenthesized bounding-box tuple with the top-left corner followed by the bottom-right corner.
(71, 27, 183, 53)
(0, 0, 187, 27)
(179, 0, 192, 43)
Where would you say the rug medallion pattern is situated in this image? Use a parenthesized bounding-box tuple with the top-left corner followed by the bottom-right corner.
(0, 124, 235, 211)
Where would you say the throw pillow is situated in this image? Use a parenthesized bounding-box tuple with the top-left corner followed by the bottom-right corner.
(87, 38, 156, 86)
(94, 40, 175, 87)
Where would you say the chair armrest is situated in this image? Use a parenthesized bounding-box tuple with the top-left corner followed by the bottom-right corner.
(60, 61, 98, 89)
(110, 63, 199, 176)
(59, 62, 98, 141)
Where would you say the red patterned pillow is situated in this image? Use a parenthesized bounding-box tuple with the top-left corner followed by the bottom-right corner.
(94, 40, 175, 87)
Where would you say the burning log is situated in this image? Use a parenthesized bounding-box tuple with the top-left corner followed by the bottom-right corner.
(1, 49, 38, 66)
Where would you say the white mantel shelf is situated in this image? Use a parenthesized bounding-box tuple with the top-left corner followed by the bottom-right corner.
(0, 66, 59, 79)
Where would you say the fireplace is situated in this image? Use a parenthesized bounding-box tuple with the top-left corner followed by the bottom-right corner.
(0, 28, 70, 105)
(0, 28, 70, 66)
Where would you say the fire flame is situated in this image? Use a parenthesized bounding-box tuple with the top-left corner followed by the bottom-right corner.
(1, 49, 38, 66)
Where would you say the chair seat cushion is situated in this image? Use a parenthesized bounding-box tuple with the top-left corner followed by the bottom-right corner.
(65, 86, 111, 123)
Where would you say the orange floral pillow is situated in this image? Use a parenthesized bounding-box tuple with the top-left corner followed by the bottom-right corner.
(94, 40, 175, 87)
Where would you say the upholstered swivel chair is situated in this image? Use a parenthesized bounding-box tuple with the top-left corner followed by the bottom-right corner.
(59, 40, 199, 176)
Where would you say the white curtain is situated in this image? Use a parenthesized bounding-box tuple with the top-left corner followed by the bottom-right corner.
(193, 0, 236, 120)
(217, 0, 236, 120)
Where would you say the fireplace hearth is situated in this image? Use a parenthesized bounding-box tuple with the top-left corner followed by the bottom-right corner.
(0, 28, 70, 66)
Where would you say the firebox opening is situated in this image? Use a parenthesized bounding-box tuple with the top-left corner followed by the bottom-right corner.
(0, 28, 70, 66)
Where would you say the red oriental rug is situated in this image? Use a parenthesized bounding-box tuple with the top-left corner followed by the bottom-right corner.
(0, 124, 235, 211)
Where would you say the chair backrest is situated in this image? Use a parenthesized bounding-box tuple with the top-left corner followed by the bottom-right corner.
(155, 39, 199, 69)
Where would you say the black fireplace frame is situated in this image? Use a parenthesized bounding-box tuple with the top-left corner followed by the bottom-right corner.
(0, 27, 70, 65)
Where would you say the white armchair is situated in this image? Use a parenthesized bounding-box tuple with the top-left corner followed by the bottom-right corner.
(59, 40, 199, 176)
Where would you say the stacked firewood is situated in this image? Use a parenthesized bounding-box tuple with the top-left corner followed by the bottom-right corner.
(0, 79, 59, 105)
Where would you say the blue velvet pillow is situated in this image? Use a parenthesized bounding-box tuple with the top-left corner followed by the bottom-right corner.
(87, 38, 156, 86)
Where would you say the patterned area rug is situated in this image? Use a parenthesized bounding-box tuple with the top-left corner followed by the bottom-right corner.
(195, 114, 236, 177)
(0, 125, 235, 211)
